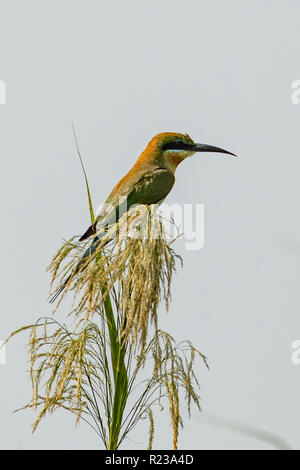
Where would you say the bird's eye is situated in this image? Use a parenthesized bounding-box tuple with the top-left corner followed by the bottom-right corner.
(162, 141, 192, 151)
(162, 140, 184, 151)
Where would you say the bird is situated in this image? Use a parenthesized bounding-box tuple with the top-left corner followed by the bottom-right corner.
(50, 132, 235, 303)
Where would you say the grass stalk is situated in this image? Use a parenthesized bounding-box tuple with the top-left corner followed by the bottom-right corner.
(73, 125, 128, 449)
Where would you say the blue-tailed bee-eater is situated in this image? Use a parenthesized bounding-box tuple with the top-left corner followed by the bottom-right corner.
(50, 132, 235, 302)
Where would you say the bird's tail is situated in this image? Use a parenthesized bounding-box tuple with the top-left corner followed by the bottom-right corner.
(49, 235, 101, 304)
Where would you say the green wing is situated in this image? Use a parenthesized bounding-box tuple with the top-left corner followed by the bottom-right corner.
(125, 168, 175, 207)
(80, 169, 175, 240)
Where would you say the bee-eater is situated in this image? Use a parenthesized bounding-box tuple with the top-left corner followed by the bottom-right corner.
(50, 132, 235, 302)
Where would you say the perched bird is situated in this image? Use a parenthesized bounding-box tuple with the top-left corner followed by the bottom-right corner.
(50, 132, 235, 302)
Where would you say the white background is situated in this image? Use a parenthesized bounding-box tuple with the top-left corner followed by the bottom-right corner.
(0, 0, 299, 450)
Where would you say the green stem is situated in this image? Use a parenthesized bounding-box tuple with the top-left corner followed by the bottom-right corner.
(76, 139, 128, 449)
(108, 340, 128, 449)
(101, 278, 128, 450)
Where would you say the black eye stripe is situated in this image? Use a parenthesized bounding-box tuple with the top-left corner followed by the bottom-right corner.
(162, 141, 194, 151)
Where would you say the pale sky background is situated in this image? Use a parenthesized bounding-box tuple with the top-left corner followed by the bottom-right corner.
(1, 0, 300, 450)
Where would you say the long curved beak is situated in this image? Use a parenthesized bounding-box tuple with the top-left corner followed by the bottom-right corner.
(193, 143, 236, 157)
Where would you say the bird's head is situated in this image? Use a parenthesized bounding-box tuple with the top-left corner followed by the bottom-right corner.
(146, 132, 236, 173)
